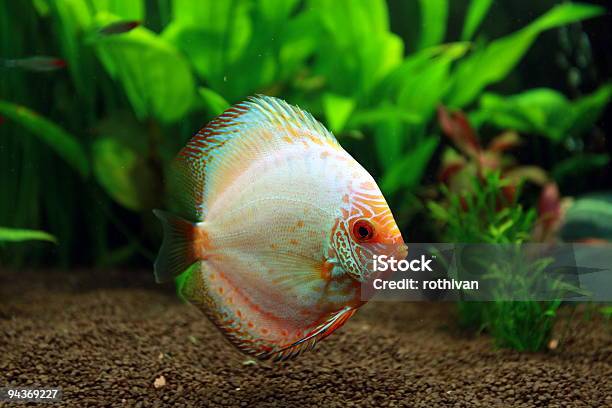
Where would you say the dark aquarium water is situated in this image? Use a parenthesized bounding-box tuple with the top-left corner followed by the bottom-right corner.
(1, 1, 611, 407)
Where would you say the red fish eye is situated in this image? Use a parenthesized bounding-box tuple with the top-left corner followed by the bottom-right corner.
(352, 220, 374, 242)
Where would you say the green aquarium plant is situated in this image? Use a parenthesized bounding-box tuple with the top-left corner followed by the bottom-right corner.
(428, 173, 568, 350)
(0, 226, 57, 264)
(0, 0, 609, 272)
(0, 227, 57, 244)
(428, 104, 574, 350)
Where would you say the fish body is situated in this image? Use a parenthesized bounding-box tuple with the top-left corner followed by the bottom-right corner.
(154, 96, 405, 360)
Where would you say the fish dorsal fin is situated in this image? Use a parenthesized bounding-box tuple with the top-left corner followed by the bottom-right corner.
(169, 95, 340, 222)
(258, 306, 357, 362)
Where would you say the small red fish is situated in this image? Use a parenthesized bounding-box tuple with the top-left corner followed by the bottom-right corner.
(99, 20, 140, 36)
(1, 56, 66, 72)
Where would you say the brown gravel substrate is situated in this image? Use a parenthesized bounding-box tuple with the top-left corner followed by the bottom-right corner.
(1, 269, 610, 407)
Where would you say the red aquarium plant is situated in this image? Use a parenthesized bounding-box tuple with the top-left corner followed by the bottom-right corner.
(435, 106, 595, 245)
(436, 105, 548, 209)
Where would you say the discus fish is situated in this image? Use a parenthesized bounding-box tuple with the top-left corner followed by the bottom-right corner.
(154, 96, 406, 361)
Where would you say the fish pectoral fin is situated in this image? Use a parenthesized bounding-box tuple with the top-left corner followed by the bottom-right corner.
(258, 306, 357, 362)
(153, 209, 202, 283)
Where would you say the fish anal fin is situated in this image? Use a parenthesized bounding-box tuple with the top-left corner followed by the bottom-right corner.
(259, 306, 357, 362)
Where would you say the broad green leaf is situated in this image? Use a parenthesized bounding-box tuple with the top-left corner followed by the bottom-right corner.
(257, 0, 299, 23)
(376, 43, 470, 148)
(476, 85, 612, 141)
(0, 100, 89, 178)
(91, 0, 144, 20)
(323, 93, 355, 134)
(198, 88, 230, 117)
(479, 89, 571, 140)
(0, 227, 57, 244)
(96, 110, 149, 153)
(310, 0, 402, 98)
(417, 0, 448, 49)
(93, 16, 195, 123)
(310, 0, 389, 42)
(378, 42, 470, 105)
(561, 193, 612, 242)
(279, 10, 321, 79)
(397, 56, 452, 125)
(569, 83, 612, 136)
(461, 0, 493, 40)
(530, 2, 605, 32)
(447, 2, 605, 107)
(165, 0, 251, 88)
(47, 0, 95, 98)
(32, 0, 50, 16)
(369, 42, 469, 170)
(92, 137, 156, 211)
(380, 136, 439, 195)
(551, 154, 610, 182)
(348, 106, 421, 127)
(373, 113, 403, 171)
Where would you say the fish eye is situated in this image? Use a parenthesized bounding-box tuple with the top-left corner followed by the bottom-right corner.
(352, 220, 374, 242)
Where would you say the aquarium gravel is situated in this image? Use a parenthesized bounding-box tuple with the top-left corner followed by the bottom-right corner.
(1, 268, 609, 407)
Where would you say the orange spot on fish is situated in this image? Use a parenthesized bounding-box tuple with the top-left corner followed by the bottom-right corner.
(270, 243, 278, 250)
(262, 130, 273, 141)
(193, 227, 210, 260)
(320, 151, 330, 159)
(310, 135, 323, 145)
(360, 181, 376, 190)
(248, 321, 254, 328)
(319, 259, 334, 281)
(289, 239, 299, 246)
(282, 136, 293, 144)
(296, 220, 305, 228)
(218, 287, 224, 294)
(281, 329, 288, 337)
(261, 328, 269, 335)
(236, 310, 242, 318)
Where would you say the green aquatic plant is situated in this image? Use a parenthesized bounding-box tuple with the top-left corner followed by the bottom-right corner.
(0, 0, 609, 269)
(0, 227, 57, 264)
(428, 172, 538, 334)
(428, 173, 536, 244)
(0, 227, 57, 244)
(427, 173, 589, 351)
(479, 251, 586, 351)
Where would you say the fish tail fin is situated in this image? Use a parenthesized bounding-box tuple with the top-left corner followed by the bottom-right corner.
(153, 209, 204, 283)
